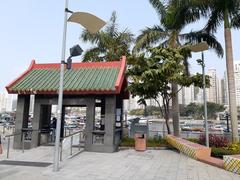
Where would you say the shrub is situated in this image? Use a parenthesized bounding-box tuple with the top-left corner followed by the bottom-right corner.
(198, 134, 228, 147)
(120, 136, 168, 147)
(147, 137, 168, 147)
(211, 143, 240, 158)
(120, 137, 135, 147)
(185, 138, 199, 143)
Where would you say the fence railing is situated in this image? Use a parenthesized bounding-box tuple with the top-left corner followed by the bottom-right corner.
(4, 128, 40, 159)
(60, 130, 84, 161)
(4, 132, 21, 158)
(1, 124, 15, 135)
(148, 130, 240, 142)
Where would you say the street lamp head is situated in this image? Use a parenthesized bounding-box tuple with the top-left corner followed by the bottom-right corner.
(70, 44, 83, 57)
(196, 59, 203, 64)
(68, 12, 106, 34)
(66, 45, 83, 70)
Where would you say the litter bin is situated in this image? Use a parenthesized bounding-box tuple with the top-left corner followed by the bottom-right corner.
(134, 133, 146, 151)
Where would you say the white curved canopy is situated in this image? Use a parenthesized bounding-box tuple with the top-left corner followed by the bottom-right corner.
(68, 12, 106, 34)
(189, 41, 209, 52)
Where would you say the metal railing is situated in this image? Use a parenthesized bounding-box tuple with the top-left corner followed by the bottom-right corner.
(4, 128, 40, 159)
(3, 128, 84, 159)
(4, 132, 21, 158)
(1, 124, 15, 135)
(4, 133, 22, 159)
(60, 130, 84, 161)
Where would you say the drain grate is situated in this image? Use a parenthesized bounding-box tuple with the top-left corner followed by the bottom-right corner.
(0, 160, 52, 167)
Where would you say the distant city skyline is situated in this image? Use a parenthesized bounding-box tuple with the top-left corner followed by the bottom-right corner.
(207, 69, 218, 103)
(124, 67, 231, 111)
(0, 93, 17, 112)
(1, 1, 240, 93)
(234, 61, 240, 106)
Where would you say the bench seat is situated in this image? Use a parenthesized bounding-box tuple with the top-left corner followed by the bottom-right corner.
(166, 135, 211, 160)
(223, 155, 240, 175)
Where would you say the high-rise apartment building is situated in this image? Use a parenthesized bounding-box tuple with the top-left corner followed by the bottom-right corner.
(207, 69, 218, 103)
(0, 93, 17, 112)
(234, 61, 240, 106)
(179, 85, 195, 105)
(223, 71, 229, 105)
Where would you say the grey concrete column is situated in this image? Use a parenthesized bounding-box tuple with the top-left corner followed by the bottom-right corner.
(84, 98, 95, 151)
(104, 95, 116, 152)
(31, 96, 42, 148)
(13, 95, 30, 149)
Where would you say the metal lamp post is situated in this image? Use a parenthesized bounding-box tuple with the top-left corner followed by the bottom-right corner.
(54, 0, 106, 172)
(189, 42, 209, 147)
(225, 112, 230, 132)
(197, 54, 209, 147)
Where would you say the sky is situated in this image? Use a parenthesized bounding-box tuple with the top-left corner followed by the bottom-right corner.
(0, 0, 240, 92)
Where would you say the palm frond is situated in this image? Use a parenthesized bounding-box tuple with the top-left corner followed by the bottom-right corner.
(80, 29, 101, 44)
(204, 7, 223, 33)
(80, 10, 134, 61)
(82, 47, 105, 62)
(170, 0, 210, 16)
(133, 25, 168, 52)
(106, 11, 119, 37)
(149, 0, 167, 19)
(231, 13, 240, 29)
(117, 29, 135, 44)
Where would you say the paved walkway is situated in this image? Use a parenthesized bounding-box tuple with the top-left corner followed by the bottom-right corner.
(0, 147, 239, 180)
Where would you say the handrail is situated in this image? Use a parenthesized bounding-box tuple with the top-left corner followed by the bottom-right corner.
(5, 128, 40, 159)
(4, 129, 84, 160)
(4, 128, 39, 138)
(4, 132, 22, 158)
(21, 128, 40, 132)
(60, 130, 83, 161)
(5, 132, 22, 138)
(62, 130, 83, 139)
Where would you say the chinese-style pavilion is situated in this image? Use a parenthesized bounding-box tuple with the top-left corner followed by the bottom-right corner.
(6, 56, 128, 153)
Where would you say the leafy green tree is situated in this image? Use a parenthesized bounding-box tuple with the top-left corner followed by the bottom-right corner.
(184, 103, 202, 118)
(133, 0, 223, 136)
(129, 109, 145, 116)
(207, 102, 225, 119)
(129, 106, 162, 116)
(184, 102, 225, 119)
(128, 46, 207, 134)
(80, 11, 134, 62)
(146, 106, 162, 116)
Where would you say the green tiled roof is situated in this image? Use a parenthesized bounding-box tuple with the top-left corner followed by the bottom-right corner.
(9, 68, 119, 93)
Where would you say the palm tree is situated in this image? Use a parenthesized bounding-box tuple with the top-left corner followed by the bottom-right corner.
(134, 0, 223, 136)
(202, 0, 240, 142)
(80, 11, 134, 62)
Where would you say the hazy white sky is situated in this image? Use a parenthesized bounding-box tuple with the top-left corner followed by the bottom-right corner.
(0, 0, 239, 92)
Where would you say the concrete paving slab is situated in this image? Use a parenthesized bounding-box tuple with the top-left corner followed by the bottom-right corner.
(0, 147, 239, 180)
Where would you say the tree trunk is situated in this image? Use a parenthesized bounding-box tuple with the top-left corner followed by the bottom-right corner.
(224, 28, 239, 142)
(162, 97, 171, 134)
(165, 114, 171, 134)
(172, 83, 180, 136)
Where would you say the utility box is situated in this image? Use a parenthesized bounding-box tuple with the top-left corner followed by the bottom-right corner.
(134, 133, 146, 151)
